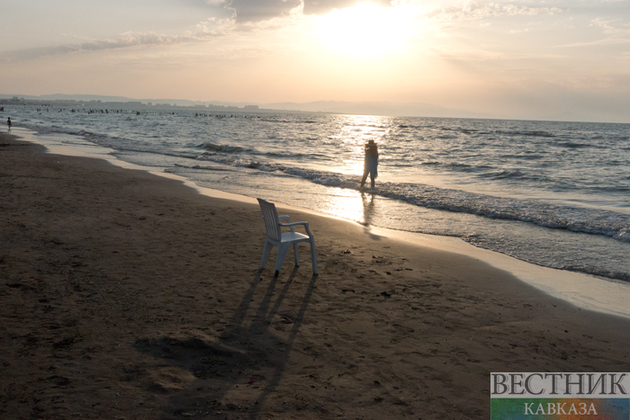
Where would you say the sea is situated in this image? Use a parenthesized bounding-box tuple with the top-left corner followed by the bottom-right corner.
(7, 105, 630, 289)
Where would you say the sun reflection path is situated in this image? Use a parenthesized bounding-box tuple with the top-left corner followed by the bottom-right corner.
(317, 188, 377, 227)
(311, 115, 394, 226)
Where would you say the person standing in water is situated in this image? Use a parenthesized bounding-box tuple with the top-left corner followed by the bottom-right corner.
(361, 139, 378, 189)
(7, 117, 12, 131)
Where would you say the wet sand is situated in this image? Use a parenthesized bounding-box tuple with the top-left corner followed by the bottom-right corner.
(1, 132, 629, 419)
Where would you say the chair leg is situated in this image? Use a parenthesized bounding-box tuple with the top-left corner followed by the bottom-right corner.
(259, 241, 273, 269)
(310, 238, 318, 275)
(293, 243, 300, 267)
(274, 243, 291, 277)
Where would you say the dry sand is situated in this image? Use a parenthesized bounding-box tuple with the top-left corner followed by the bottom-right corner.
(1, 132, 629, 419)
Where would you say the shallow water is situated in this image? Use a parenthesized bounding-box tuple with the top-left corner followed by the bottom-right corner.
(9, 105, 630, 284)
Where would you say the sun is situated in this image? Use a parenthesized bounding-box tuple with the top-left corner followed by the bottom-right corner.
(314, 2, 418, 58)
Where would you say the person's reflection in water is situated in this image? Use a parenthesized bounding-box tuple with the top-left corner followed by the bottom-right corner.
(361, 191, 375, 226)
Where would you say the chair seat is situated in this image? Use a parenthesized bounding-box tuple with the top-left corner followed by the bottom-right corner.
(282, 231, 310, 242)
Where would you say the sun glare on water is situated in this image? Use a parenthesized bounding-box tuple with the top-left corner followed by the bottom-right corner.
(315, 2, 418, 58)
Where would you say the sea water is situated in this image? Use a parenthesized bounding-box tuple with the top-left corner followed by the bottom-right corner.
(9, 105, 630, 285)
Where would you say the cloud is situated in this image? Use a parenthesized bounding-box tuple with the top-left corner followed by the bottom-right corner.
(558, 37, 630, 48)
(223, 0, 393, 22)
(591, 17, 630, 36)
(302, 0, 392, 15)
(226, 0, 302, 22)
(556, 18, 630, 48)
(425, 1, 561, 22)
(1, 19, 233, 62)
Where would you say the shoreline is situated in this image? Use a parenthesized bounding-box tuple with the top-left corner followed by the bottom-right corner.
(2, 130, 630, 419)
(15, 126, 630, 319)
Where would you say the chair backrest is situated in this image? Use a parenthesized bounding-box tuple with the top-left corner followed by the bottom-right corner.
(257, 198, 282, 242)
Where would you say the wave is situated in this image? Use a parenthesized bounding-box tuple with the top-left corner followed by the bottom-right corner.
(190, 150, 630, 243)
(19, 122, 115, 145)
(195, 143, 310, 162)
(555, 141, 611, 150)
(198, 142, 252, 154)
(259, 117, 318, 124)
(557, 141, 593, 149)
(477, 169, 531, 180)
(161, 140, 630, 243)
(436, 127, 558, 139)
(488, 129, 557, 138)
(240, 165, 630, 243)
(559, 265, 630, 282)
(173, 163, 233, 172)
(381, 185, 630, 243)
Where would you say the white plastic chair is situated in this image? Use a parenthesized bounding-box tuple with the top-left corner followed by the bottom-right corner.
(257, 198, 318, 277)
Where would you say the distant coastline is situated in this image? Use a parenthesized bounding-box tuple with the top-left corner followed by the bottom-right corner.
(2, 93, 628, 124)
(0, 95, 283, 114)
(0, 93, 502, 121)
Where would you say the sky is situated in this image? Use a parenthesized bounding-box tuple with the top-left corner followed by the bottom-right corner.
(1, 0, 629, 122)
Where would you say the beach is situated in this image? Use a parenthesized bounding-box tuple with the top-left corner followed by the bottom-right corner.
(1, 132, 629, 419)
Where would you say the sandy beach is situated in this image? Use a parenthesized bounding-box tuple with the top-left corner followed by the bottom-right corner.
(1, 132, 629, 419)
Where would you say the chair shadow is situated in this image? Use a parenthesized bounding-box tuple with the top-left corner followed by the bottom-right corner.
(248, 268, 318, 417)
(134, 266, 318, 419)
